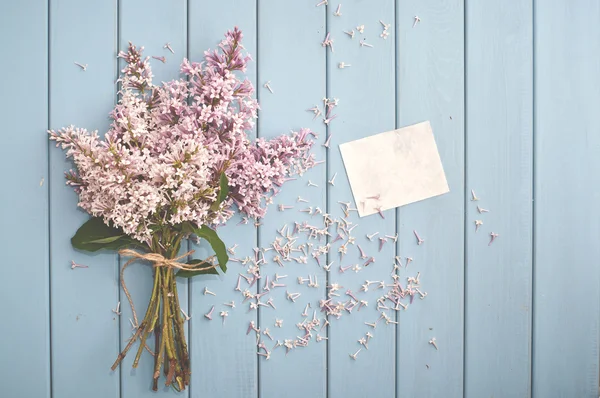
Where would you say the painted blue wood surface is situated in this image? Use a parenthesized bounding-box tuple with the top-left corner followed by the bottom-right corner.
(49, 1, 120, 397)
(188, 1, 259, 397)
(395, 1, 465, 397)
(533, 1, 600, 397)
(3, 1, 600, 397)
(0, 2, 50, 398)
(326, 2, 397, 398)
(257, 2, 327, 397)
(465, 1, 533, 397)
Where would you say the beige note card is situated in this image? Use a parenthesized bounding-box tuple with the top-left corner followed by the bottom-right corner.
(339, 121, 449, 217)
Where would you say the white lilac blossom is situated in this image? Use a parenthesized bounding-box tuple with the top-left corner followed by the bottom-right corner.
(50, 28, 315, 245)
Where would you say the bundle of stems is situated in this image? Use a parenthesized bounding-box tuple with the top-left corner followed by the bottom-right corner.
(111, 240, 191, 391)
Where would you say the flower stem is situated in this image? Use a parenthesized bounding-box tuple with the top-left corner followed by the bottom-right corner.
(110, 271, 160, 371)
(152, 326, 160, 391)
(113, 241, 192, 391)
(132, 269, 161, 368)
(110, 321, 146, 371)
(153, 269, 168, 382)
(169, 274, 189, 389)
(162, 270, 177, 384)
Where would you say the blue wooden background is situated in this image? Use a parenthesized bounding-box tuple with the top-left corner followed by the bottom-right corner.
(1, 1, 599, 397)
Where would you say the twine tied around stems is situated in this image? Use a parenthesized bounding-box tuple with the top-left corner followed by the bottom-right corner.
(111, 249, 202, 386)
(118, 248, 218, 331)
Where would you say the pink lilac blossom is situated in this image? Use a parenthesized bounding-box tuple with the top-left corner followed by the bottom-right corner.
(50, 27, 315, 244)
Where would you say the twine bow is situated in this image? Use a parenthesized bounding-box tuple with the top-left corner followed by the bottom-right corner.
(118, 249, 218, 331)
(118, 249, 216, 271)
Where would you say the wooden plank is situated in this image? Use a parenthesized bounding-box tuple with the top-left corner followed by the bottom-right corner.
(117, 1, 189, 396)
(326, 2, 396, 397)
(187, 2, 259, 397)
(48, 1, 120, 397)
(464, 1, 533, 396)
(533, 1, 600, 396)
(256, 2, 327, 398)
(0, 1, 50, 397)
(395, 1, 465, 397)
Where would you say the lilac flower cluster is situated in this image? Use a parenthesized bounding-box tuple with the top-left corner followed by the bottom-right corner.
(50, 28, 315, 244)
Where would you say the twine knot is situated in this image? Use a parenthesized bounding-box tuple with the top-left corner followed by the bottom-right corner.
(118, 249, 210, 271)
(117, 249, 218, 334)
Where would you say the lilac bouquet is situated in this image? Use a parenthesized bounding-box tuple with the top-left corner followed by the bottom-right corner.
(49, 28, 315, 391)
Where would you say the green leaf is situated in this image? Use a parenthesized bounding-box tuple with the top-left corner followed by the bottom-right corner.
(210, 173, 229, 211)
(193, 225, 228, 273)
(71, 217, 134, 252)
(177, 221, 196, 235)
(86, 235, 124, 244)
(176, 259, 219, 278)
(217, 173, 229, 204)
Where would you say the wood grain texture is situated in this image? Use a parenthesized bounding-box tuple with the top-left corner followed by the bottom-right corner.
(326, 1, 397, 398)
(395, 1, 465, 397)
(117, 1, 189, 396)
(256, 2, 327, 397)
(0, 1, 50, 398)
(464, 1, 533, 397)
(4, 2, 600, 397)
(533, 1, 600, 397)
(48, 1, 120, 397)
(187, 2, 258, 397)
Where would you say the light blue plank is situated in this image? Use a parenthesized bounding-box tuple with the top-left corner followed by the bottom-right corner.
(395, 1, 465, 397)
(117, 0, 189, 396)
(187, 2, 259, 397)
(327, 2, 396, 398)
(256, 2, 327, 398)
(465, 1, 533, 397)
(48, 1, 120, 397)
(533, 1, 600, 397)
(0, 2, 50, 398)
